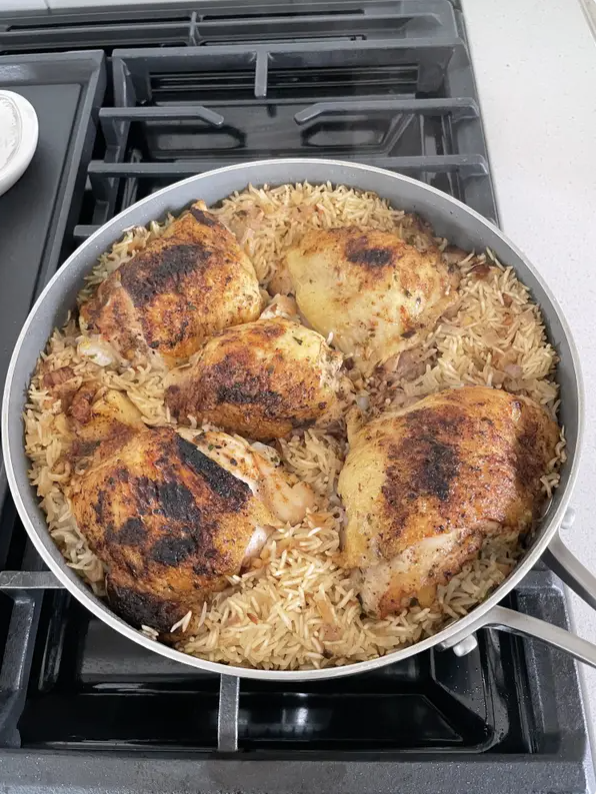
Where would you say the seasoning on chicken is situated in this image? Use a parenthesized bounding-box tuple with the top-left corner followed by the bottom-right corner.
(79, 201, 262, 368)
(192, 430, 315, 525)
(165, 317, 349, 440)
(47, 382, 144, 464)
(285, 226, 459, 375)
(68, 426, 314, 634)
(338, 386, 559, 617)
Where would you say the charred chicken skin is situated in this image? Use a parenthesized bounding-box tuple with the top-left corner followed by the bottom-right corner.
(338, 386, 559, 617)
(69, 426, 313, 634)
(165, 317, 348, 440)
(80, 201, 262, 367)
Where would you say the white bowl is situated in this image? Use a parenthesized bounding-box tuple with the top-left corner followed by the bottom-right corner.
(0, 90, 39, 198)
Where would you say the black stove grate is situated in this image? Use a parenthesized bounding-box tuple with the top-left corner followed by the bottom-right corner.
(0, 2, 593, 793)
(15, 589, 531, 753)
(0, 2, 457, 53)
(78, 11, 495, 234)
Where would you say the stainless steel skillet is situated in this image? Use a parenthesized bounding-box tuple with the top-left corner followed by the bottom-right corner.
(3, 158, 596, 681)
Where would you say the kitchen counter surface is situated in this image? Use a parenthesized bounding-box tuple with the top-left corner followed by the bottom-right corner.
(463, 0, 596, 747)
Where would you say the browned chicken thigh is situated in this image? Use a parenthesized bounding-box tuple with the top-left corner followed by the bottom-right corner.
(79, 201, 262, 367)
(285, 227, 459, 375)
(165, 316, 349, 440)
(338, 386, 559, 617)
(68, 426, 313, 634)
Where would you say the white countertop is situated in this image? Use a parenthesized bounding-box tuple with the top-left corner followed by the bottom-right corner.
(463, 0, 596, 747)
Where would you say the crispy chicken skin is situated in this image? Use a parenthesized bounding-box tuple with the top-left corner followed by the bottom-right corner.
(285, 227, 459, 375)
(165, 317, 348, 440)
(68, 426, 313, 634)
(79, 201, 262, 367)
(338, 386, 559, 617)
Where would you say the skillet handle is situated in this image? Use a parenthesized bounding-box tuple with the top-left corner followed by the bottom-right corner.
(468, 516, 596, 669)
(482, 605, 596, 669)
(542, 515, 596, 610)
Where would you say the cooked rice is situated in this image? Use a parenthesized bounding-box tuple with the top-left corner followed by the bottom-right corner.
(24, 181, 565, 670)
(170, 610, 193, 634)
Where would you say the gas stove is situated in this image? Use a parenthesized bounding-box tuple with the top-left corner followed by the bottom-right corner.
(0, 3, 593, 793)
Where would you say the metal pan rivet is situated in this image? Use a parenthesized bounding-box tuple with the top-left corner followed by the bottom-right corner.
(451, 634, 479, 657)
(562, 507, 576, 530)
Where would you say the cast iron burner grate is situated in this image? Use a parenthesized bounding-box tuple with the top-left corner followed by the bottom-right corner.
(0, 2, 592, 793)
(15, 584, 540, 754)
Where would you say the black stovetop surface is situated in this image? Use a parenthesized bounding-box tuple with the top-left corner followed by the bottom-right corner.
(0, 2, 593, 793)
